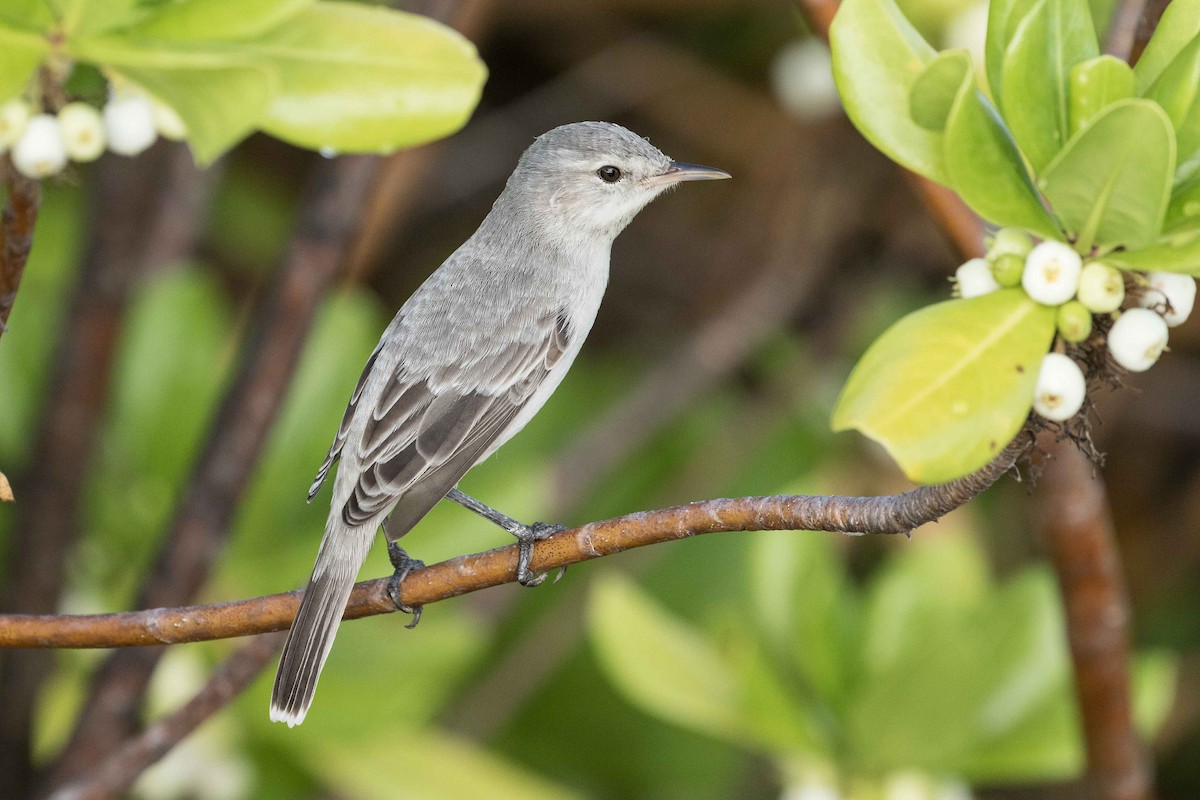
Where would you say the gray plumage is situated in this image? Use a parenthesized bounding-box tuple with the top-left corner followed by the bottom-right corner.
(270, 121, 729, 726)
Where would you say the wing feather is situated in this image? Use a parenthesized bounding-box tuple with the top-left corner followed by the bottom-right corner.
(337, 308, 572, 530)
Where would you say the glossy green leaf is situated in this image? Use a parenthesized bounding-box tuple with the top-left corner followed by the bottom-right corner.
(1134, 0, 1200, 93)
(830, 0, 947, 182)
(0, 0, 55, 30)
(251, 2, 486, 153)
(1143, 34, 1200, 161)
(1132, 652, 1178, 738)
(1167, 172, 1200, 232)
(0, 24, 48, 102)
(1000, 0, 1100, 172)
(832, 290, 1055, 485)
(909, 49, 971, 131)
(589, 574, 743, 741)
(944, 71, 1061, 236)
(749, 532, 860, 711)
(72, 37, 274, 163)
(117, 0, 313, 41)
(1103, 229, 1200, 275)
(985, 0, 1039, 100)
(61, 0, 144, 36)
(1068, 55, 1133, 135)
(1039, 99, 1174, 251)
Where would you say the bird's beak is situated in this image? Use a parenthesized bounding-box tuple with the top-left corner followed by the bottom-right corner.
(648, 161, 732, 186)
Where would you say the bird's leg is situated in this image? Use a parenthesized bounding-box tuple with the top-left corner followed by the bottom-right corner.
(445, 487, 568, 587)
(386, 540, 424, 629)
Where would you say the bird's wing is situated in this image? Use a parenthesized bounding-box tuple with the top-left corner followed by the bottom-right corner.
(339, 308, 572, 531)
(308, 345, 384, 502)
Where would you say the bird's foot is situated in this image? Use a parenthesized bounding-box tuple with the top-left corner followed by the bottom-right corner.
(386, 541, 425, 629)
(513, 521, 568, 588)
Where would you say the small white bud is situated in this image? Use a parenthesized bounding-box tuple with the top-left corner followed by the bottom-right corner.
(955, 257, 1001, 298)
(0, 99, 32, 149)
(103, 94, 157, 157)
(1108, 307, 1169, 372)
(771, 39, 841, 121)
(1076, 262, 1125, 313)
(1138, 271, 1196, 327)
(1022, 240, 1083, 305)
(57, 103, 106, 162)
(1032, 353, 1086, 422)
(151, 100, 187, 141)
(11, 114, 68, 178)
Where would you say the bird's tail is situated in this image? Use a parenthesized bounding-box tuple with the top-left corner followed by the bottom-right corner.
(270, 517, 374, 727)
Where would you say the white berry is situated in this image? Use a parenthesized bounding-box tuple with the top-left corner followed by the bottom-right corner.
(1022, 240, 1082, 306)
(955, 257, 1001, 298)
(11, 114, 67, 178)
(57, 103, 106, 162)
(771, 39, 841, 121)
(103, 94, 157, 157)
(1032, 353, 1086, 422)
(1076, 262, 1125, 313)
(1138, 271, 1196, 327)
(1108, 308, 1169, 372)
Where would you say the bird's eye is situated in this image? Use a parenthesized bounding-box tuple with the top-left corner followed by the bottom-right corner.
(597, 165, 622, 183)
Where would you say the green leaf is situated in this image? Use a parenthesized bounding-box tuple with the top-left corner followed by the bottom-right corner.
(1134, 0, 1200, 93)
(832, 290, 1056, 484)
(1143, 34, 1200, 162)
(1132, 651, 1178, 738)
(0, 0, 55, 30)
(313, 729, 581, 800)
(1039, 99, 1175, 251)
(0, 24, 48, 103)
(986, 0, 1039, 100)
(830, 0, 947, 182)
(748, 532, 860, 711)
(61, 0, 145, 36)
(589, 574, 743, 742)
(116, 0, 313, 41)
(909, 49, 971, 131)
(1103, 229, 1200, 275)
(943, 70, 1062, 237)
(1069, 55, 1134, 136)
(68, 37, 273, 163)
(1000, 0, 1100, 173)
(250, 2, 486, 153)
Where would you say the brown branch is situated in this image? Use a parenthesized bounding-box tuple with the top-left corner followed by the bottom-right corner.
(1038, 444, 1151, 800)
(0, 432, 1029, 650)
(0, 158, 42, 338)
(43, 154, 383, 791)
(0, 144, 217, 796)
(46, 634, 284, 800)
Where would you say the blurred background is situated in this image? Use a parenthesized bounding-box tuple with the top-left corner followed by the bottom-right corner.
(2, 0, 1197, 798)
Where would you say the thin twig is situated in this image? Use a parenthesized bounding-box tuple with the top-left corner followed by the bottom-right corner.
(0, 158, 42, 337)
(0, 144, 215, 796)
(1038, 444, 1151, 800)
(0, 432, 1029, 649)
(44, 154, 382, 790)
(47, 634, 284, 800)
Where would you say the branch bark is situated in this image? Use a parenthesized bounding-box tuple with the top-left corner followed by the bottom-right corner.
(43, 153, 382, 791)
(46, 634, 284, 800)
(0, 144, 216, 795)
(1038, 444, 1150, 800)
(1, 432, 1029, 649)
(0, 159, 42, 338)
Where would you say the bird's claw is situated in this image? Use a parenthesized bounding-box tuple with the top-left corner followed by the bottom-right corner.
(386, 541, 424, 628)
(513, 522, 567, 587)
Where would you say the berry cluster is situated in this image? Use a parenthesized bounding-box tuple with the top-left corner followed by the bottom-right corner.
(954, 228, 1196, 423)
(0, 85, 186, 179)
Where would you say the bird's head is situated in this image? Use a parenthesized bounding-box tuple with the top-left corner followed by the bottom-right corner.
(506, 121, 730, 241)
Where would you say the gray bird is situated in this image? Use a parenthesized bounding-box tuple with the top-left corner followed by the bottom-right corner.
(270, 121, 730, 726)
